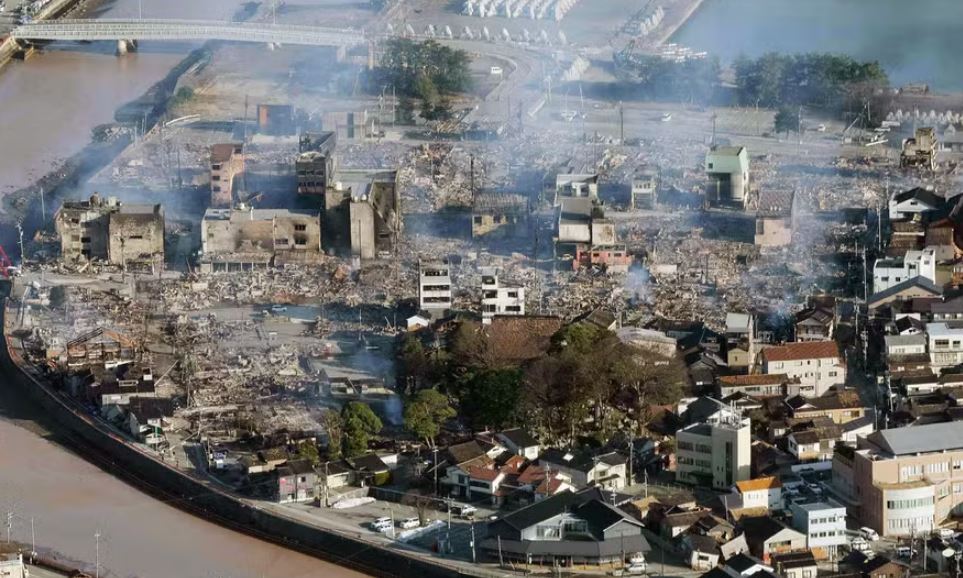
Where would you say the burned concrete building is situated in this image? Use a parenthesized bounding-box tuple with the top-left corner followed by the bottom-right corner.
(480, 267, 525, 322)
(419, 259, 452, 317)
(631, 166, 659, 210)
(296, 132, 337, 195)
(705, 145, 749, 207)
(210, 143, 245, 208)
(324, 169, 401, 259)
(901, 127, 937, 170)
(199, 205, 322, 272)
(471, 192, 529, 238)
(754, 190, 795, 248)
(553, 172, 599, 205)
(257, 104, 295, 136)
(557, 198, 632, 273)
(56, 194, 165, 267)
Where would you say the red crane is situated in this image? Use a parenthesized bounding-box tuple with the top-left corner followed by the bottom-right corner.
(0, 245, 13, 277)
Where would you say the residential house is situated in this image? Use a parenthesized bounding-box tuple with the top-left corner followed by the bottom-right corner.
(481, 487, 650, 566)
(854, 556, 910, 578)
(722, 552, 774, 577)
(931, 293, 963, 320)
(739, 516, 807, 563)
(889, 186, 943, 221)
(787, 421, 842, 462)
(441, 440, 500, 498)
(788, 498, 847, 558)
(926, 321, 963, 367)
(770, 551, 818, 578)
(478, 315, 564, 366)
(733, 477, 782, 510)
(346, 453, 391, 486)
(868, 277, 943, 313)
(538, 448, 627, 490)
(554, 173, 599, 205)
(480, 268, 525, 322)
(717, 374, 790, 398)
(276, 459, 317, 503)
(631, 166, 659, 210)
(761, 341, 845, 398)
(795, 306, 835, 342)
(472, 192, 528, 238)
(832, 420, 963, 537)
(784, 391, 868, 426)
(497, 429, 540, 461)
(754, 190, 794, 248)
(419, 259, 453, 316)
(683, 533, 722, 571)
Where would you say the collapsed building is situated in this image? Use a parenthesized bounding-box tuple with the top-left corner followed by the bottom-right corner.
(557, 198, 632, 273)
(553, 172, 599, 205)
(754, 190, 795, 248)
(324, 169, 401, 259)
(900, 127, 937, 170)
(199, 205, 322, 272)
(257, 104, 295, 136)
(296, 132, 337, 195)
(471, 192, 529, 238)
(480, 267, 525, 322)
(55, 194, 165, 268)
(705, 145, 749, 207)
(210, 143, 245, 208)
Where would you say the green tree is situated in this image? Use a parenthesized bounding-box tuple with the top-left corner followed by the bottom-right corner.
(321, 408, 344, 460)
(341, 402, 382, 458)
(403, 388, 455, 447)
(773, 106, 800, 136)
(462, 368, 523, 430)
(298, 440, 321, 466)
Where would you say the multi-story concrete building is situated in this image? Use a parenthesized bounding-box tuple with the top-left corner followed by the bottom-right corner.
(733, 476, 782, 510)
(788, 498, 847, 558)
(296, 132, 337, 195)
(874, 246, 952, 294)
(324, 169, 401, 259)
(55, 194, 164, 267)
(480, 268, 524, 323)
(419, 259, 452, 317)
(832, 421, 963, 537)
(553, 173, 598, 205)
(761, 341, 845, 398)
(630, 167, 658, 210)
(210, 143, 244, 207)
(705, 145, 749, 207)
(199, 206, 322, 272)
(926, 321, 963, 368)
(676, 403, 751, 490)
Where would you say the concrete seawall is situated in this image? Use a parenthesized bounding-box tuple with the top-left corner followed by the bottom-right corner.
(0, 291, 483, 578)
(0, 0, 85, 71)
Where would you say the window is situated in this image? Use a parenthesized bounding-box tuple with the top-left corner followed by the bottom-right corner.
(212, 176, 221, 181)
(212, 164, 221, 170)
(275, 238, 289, 246)
(295, 224, 307, 232)
(81, 236, 91, 243)
(536, 525, 561, 539)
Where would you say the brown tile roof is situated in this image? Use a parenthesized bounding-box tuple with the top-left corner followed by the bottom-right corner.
(763, 341, 840, 362)
(735, 476, 782, 493)
(467, 465, 502, 482)
(483, 316, 563, 363)
(211, 143, 242, 163)
(719, 374, 788, 387)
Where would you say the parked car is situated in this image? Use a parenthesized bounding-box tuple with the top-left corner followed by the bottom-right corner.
(450, 504, 477, 518)
(398, 518, 420, 530)
(895, 546, 917, 559)
(859, 527, 880, 541)
(850, 537, 871, 553)
(370, 517, 392, 532)
(935, 528, 956, 539)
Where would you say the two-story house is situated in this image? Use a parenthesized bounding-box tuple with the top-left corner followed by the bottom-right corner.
(538, 449, 627, 490)
(761, 341, 845, 398)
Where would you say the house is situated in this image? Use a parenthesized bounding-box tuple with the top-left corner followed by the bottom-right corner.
(883, 334, 927, 359)
(926, 321, 963, 367)
(480, 268, 525, 322)
(854, 556, 910, 578)
(739, 516, 807, 563)
(554, 173, 599, 205)
(784, 391, 868, 425)
(538, 449, 627, 490)
(617, 327, 678, 357)
(0, 554, 26, 578)
(631, 166, 659, 210)
(761, 341, 845, 398)
(717, 374, 790, 399)
(440, 440, 499, 497)
(722, 552, 773, 577)
(346, 453, 391, 486)
(706, 146, 750, 207)
(733, 477, 782, 510)
(478, 316, 564, 365)
(661, 509, 710, 539)
(889, 186, 943, 221)
(787, 424, 841, 462)
(276, 459, 317, 503)
(481, 487, 650, 566)
(472, 192, 528, 238)
(795, 306, 835, 342)
(683, 533, 722, 571)
(210, 143, 244, 207)
(770, 551, 818, 578)
(868, 276, 943, 312)
(126, 397, 172, 448)
(497, 429, 540, 460)
(719, 534, 750, 561)
(788, 498, 847, 558)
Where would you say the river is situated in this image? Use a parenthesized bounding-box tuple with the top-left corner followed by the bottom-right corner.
(672, 0, 963, 91)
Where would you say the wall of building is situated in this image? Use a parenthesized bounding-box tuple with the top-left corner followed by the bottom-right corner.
(755, 217, 792, 247)
(349, 201, 376, 259)
(108, 211, 164, 265)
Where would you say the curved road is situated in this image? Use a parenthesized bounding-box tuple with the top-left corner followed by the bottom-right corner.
(0, 379, 367, 578)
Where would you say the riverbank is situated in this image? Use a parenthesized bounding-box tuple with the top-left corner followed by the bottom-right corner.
(651, 0, 706, 46)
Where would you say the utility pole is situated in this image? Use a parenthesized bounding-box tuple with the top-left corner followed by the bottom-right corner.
(628, 438, 634, 487)
(470, 521, 476, 563)
(30, 517, 35, 561)
(433, 446, 439, 496)
(619, 101, 624, 145)
(16, 222, 24, 266)
(94, 530, 101, 578)
(39, 186, 45, 226)
(5, 512, 11, 543)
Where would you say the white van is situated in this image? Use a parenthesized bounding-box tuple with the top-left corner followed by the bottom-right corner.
(859, 527, 880, 541)
(850, 537, 871, 553)
(370, 517, 392, 532)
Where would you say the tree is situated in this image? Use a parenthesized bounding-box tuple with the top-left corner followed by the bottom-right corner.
(461, 369, 523, 430)
(403, 388, 455, 447)
(298, 440, 321, 466)
(320, 409, 344, 460)
(341, 402, 382, 458)
(773, 106, 800, 137)
(398, 97, 415, 124)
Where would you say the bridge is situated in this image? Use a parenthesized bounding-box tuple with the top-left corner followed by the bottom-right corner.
(10, 19, 369, 48)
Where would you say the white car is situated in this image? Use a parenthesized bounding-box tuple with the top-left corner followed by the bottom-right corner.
(370, 517, 392, 532)
(895, 546, 917, 559)
(859, 527, 880, 541)
(850, 537, 871, 552)
(398, 517, 420, 530)
(936, 528, 956, 539)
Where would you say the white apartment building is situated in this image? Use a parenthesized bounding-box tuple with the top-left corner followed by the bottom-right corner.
(480, 268, 525, 323)
(789, 499, 847, 557)
(761, 341, 845, 398)
(419, 259, 452, 316)
(873, 246, 952, 294)
(733, 476, 782, 510)
(926, 321, 963, 368)
(883, 334, 927, 357)
(676, 405, 751, 490)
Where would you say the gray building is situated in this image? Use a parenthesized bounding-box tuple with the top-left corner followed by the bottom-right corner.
(56, 194, 164, 268)
(324, 169, 401, 259)
(419, 259, 452, 317)
(705, 145, 749, 207)
(296, 132, 337, 195)
(199, 206, 322, 271)
(481, 487, 649, 566)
